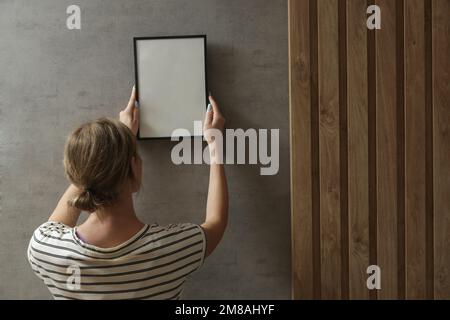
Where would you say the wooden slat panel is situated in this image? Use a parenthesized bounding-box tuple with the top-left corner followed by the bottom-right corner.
(404, 0, 427, 299)
(346, 0, 370, 299)
(433, 0, 450, 300)
(289, 0, 449, 300)
(376, 0, 398, 299)
(289, 0, 314, 299)
(318, 0, 341, 299)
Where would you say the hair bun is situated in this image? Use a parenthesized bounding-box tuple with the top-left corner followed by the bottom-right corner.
(84, 187, 94, 194)
(68, 188, 97, 212)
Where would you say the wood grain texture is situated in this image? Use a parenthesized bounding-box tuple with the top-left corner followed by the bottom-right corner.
(376, 0, 398, 299)
(289, 0, 449, 299)
(404, 0, 427, 299)
(424, 0, 434, 299)
(338, 0, 349, 299)
(433, 0, 450, 300)
(289, 0, 314, 299)
(310, 0, 322, 299)
(396, 0, 406, 300)
(367, 0, 378, 301)
(346, 0, 370, 299)
(318, 0, 341, 299)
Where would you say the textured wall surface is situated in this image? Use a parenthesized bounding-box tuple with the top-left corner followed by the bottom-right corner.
(0, 0, 289, 299)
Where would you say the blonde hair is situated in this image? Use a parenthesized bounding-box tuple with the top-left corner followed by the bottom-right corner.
(63, 117, 139, 212)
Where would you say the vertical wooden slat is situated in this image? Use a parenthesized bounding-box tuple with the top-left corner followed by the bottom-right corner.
(424, 0, 434, 300)
(289, 0, 314, 299)
(396, 0, 406, 300)
(367, 0, 378, 301)
(433, 0, 450, 300)
(376, 0, 398, 299)
(404, 0, 427, 299)
(318, 0, 341, 299)
(338, 0, 349, 300)
(310, 0, 322, 299)
(347, 0, 370, 300)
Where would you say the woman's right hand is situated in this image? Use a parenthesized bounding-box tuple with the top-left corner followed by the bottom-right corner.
(203, 94, 225, 145)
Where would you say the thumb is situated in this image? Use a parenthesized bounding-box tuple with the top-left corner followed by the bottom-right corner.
(133, 105, 139, 122)
(208, 95, 222, 116)
(125, 86, 136, 112)
(204, 104, 213, 127)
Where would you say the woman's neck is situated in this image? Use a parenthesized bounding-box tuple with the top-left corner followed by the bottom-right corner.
(76, 191, 145, 248)
(92, 191, 139, 224)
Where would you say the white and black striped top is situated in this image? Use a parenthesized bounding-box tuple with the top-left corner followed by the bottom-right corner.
(27, 221, 206, 300)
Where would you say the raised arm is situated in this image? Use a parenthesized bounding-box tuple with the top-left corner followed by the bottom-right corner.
(48, 184, 82, 227)
(201, 94, 229, 257)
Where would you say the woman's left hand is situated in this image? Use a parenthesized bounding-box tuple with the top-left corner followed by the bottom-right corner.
(119, 86, 139, 136)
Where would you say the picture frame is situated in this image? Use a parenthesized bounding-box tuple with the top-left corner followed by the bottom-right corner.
(133, 35, 208, 140)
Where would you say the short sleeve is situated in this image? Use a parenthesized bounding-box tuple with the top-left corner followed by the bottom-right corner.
(157, 222, 207, 274)
(27, 221, 72, 280)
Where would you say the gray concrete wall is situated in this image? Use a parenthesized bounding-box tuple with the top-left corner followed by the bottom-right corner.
(0, 0, 289, 299)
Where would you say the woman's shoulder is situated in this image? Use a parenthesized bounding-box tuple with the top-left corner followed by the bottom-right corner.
(137, 222, 207, 273)
(27, 221, 75, 269)
(142, 222, 206, 255)
(31, 221, 73, 242)
(146, 222, 205, 239)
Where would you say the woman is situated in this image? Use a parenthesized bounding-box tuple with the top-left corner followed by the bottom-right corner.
(27, 87, 228, 300)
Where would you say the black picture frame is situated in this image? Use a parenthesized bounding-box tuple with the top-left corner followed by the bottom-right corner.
(133, 35, 208, 140)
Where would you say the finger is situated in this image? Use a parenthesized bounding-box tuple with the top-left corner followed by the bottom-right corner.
(204, 104, 213, 126)
(208, 95, 222, 116)
(125, 86, 136, 112)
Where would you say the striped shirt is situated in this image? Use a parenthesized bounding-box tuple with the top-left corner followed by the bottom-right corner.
(27, 221, 207, 300)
